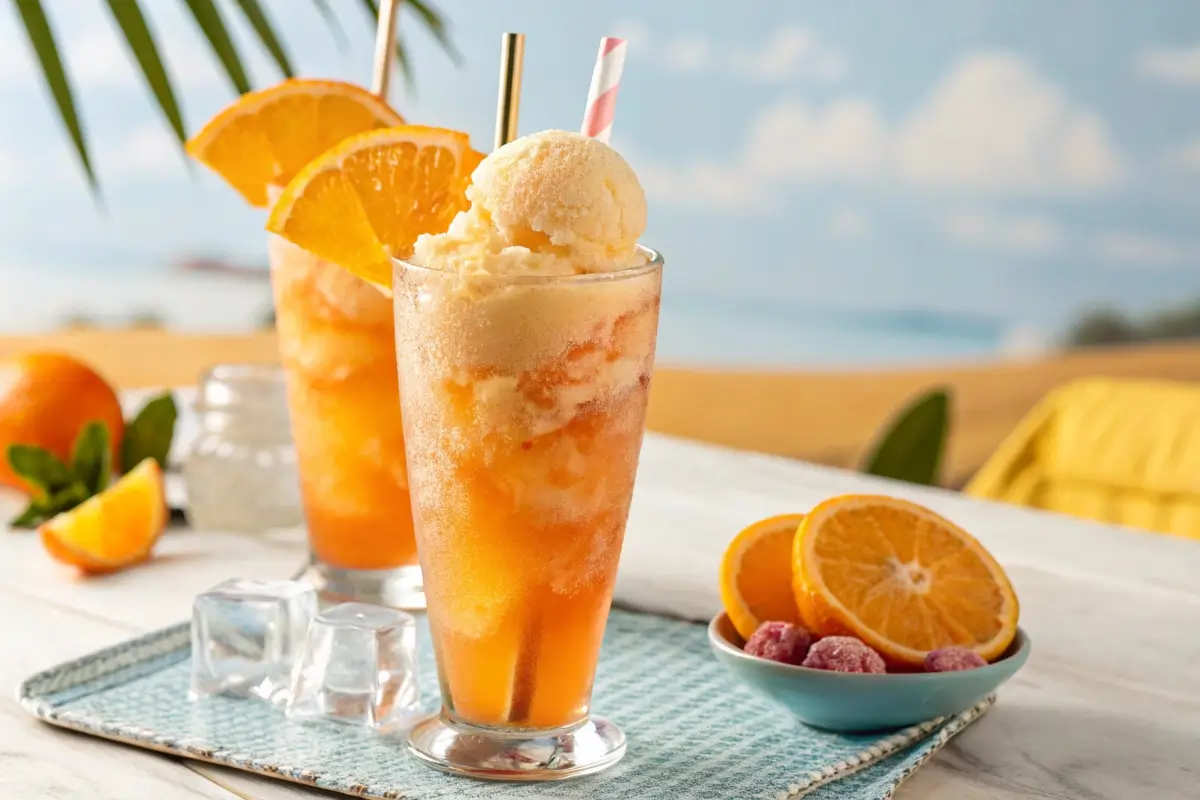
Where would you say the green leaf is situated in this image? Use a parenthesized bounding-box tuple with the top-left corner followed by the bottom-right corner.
(408, 0, 461, 65)
(6, 444, 75, 496)
(12, 0, 99, 196)
(103, 0, 187, 148)
(9, 480, 90, 529)
(120, 392, 178, 474)
(181, 0, 251, 95)
(71, 421, 112, 496)
(862, 388, 951, 487)
(309, 0, 349, 53)
(230, 0, 294, 78)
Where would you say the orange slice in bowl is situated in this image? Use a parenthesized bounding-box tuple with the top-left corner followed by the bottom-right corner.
(793, 494, 1019, 668)
(266, 125, 481, 289)
(39, 459, 167, 575)
(720, 513, 806, 640)
(186, 78, 406, 207)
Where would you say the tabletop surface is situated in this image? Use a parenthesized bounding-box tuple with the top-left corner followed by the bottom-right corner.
(2, 426, 1199, 799)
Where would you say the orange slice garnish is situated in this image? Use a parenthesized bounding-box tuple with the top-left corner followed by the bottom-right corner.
(720, 514, 806, 640)
(186, 78, 406, 207)
(39, 458, 167, 575)
(266, 125, 481, 289)
(793, 494, 1019, 667)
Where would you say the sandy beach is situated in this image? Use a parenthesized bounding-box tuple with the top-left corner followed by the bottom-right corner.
(1, 330, 1197, 487)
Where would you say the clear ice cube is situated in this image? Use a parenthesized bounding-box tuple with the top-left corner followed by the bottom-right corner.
(189, 578, 317, 704)
(285, 602, 421, 730)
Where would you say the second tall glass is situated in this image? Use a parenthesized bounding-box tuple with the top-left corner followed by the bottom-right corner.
(268, 235, 423, 609)
(396, 248, 663, 780)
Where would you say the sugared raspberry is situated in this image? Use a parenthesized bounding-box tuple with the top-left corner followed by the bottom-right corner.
(801, 636, 886, 674)
(743, 621, 814, 665)
(924, 647, 987, 672)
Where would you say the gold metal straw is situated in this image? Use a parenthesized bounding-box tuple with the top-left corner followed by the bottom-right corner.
(494, 33, 526, 149)
(493, 31, 537, 724)
(371, 0, 404, 99)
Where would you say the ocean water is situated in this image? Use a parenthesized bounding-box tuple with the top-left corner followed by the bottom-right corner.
(0, 267, 1040, 368)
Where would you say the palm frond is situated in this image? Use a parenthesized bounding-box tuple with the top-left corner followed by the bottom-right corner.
(12, 0, 99, 195)
(309, 0, 349, 53)
(408, 0, 460, 65)
(180, 0, 251, 95)
(354, 0, 413, 88)
(103, 0, 187, 147)
(229, 0, 294, 78)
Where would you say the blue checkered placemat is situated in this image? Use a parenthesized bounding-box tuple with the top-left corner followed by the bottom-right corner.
(19, 609, 990, 799)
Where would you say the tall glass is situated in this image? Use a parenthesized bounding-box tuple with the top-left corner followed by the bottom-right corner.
(268, 234, 423, 608)
(395, 248, 663, 780)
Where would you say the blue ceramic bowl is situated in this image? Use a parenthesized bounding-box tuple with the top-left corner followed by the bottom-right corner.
(708, 613, 1030, 733)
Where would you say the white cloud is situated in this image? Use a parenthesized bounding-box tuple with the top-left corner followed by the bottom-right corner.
(639, 51, 1124, 212)
(100, 125, 185, 178)
(1167, 137, 1200, 170)
(661, 35, 710, 73)
(828, 208, 868, 240)
(894, 53, 1122, 190)
(730, 28, 846, 83)
(745, 99, 887, 180)
(636, 160, 765, 214)
(1136, 46, 1200, 85)
(940, 208, 1065, 254)
(616, 21, 846, 84)
(1092, 232, 1198, 267)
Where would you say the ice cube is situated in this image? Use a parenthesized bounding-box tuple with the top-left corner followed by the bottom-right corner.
(285, 602, 421, 730)
(189, 578, 318, 704)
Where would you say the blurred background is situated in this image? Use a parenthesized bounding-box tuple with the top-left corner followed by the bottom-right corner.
(2, 0, 1199, 499)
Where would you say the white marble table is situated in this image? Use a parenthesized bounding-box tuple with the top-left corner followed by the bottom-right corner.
(2, 431, 1198, 799)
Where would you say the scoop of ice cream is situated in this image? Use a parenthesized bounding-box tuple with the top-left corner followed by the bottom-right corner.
(469, 130, 646, 263)
(413, 130, 646, 277)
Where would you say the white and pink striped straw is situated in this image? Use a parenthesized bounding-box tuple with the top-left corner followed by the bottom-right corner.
(581, 37, 627, 143)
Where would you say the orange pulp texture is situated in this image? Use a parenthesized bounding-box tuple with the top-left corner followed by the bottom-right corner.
(406, 292, 662, 730)
(270, 239, 416, 570)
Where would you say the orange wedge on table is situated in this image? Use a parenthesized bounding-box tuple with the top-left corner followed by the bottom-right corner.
(186, 78, 406, 207)
(793, 494, 1019, 668)
(266, 125, 483, 289)
(720, 514, 806, 640)
(39, 459, 167, 575)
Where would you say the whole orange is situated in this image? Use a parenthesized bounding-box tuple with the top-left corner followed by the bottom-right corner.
(0, 352, 125, 493)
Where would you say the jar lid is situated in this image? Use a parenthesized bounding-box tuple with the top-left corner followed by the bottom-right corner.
(195, 363, 290, 414)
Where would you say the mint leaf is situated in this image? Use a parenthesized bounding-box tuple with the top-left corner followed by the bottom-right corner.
(120, 392, 177, 474)
(8, 480, 91, 529)
(6, 444, 75, 496)
(71, 421, 111, 495)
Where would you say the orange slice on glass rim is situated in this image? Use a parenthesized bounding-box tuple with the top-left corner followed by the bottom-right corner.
(185, 78, 406, 207)
(39, 458, 168, 575)
(793, 494, 1019, 668)
(719, 513, 806, 640)
(266, 125, 482, 289)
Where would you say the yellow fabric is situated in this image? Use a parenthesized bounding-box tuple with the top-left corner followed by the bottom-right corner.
(965, 378, 1200, 539)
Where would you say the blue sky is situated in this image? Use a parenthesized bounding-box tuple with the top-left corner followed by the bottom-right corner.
(1, 0, 1200, 365)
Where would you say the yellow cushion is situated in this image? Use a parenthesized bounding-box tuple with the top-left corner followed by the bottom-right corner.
(965, 378, 1200, 539)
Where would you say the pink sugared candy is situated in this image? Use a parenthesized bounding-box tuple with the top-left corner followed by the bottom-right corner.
(924, 647, 987, 672)
(801, 636, 886, 674)
(743, 621, 814, 665)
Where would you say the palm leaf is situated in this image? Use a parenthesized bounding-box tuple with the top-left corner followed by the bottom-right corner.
(310, 0, 349, 53)
(408, 0, 461, 65)
(181, 0, 251, 95)
(103, 0, 187, 147)
(230, 0, 294, 78)
(12, 0, 98, 195)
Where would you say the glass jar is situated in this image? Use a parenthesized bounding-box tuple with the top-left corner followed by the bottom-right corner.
(183, 364, 303, 533)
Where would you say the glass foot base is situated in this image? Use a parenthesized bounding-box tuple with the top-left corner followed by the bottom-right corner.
(405, 713, 626, 781)
(303, 562, 425, 611)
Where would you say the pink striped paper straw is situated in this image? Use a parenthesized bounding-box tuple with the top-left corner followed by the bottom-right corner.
(581, 37, 627, 143)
